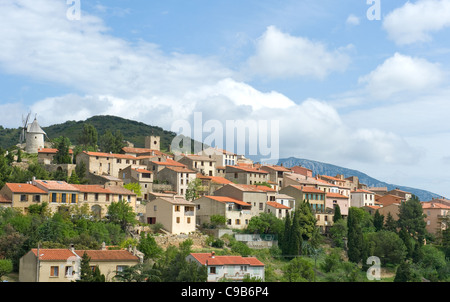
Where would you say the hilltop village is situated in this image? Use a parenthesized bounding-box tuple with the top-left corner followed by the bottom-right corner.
(0, 117, 449, 283)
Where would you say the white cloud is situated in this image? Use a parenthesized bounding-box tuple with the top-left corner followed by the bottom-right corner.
(358, 53, 445, 99)
(383, 0, 450, 45)
(0, 0, 418, 168)
(346, 14, 360, 26)
(245, 26, 352, 80)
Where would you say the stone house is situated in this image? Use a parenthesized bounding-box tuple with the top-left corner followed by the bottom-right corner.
(260, 165, 291, 187)
(325, 192, 350, 217)
(187, 252, 264, 282)
(350, 189, 376, 207)
(194, 195, 252, 230)
(422, 202, 450, 235)
(197, 147, 237, 167)
(145, 196, 196, 234)
(224, 165, 269, 185)
(19, 247, 141, 282)
(213, 183, 269, 217)
(177, 154, 216, 177)
(119, 166, 153, 199)
(156, 166, 197, 196)
(0, 183, 48, 213)
(38, 148, 74, 165)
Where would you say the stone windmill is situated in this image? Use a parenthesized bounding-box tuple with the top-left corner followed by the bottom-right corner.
(20, 113, 47, 154)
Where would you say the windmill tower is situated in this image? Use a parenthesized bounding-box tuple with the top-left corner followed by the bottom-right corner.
(23, 114, 46, 154)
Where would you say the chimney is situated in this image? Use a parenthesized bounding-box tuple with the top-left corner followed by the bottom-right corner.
(211, 251, 215, 258)
(69, 243, 75, 252)
(101, 242, 106, 250)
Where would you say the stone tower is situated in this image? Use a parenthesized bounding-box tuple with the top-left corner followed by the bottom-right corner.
(25, 117, 46, 154)
(145, 135, 160, 151)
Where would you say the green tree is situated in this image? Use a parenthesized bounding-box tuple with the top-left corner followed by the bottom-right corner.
(68, 170, 80, 184)
(99, 130, 125, 154)
(282, 257, 314, 282)
(185, 178, 204, 201)
(333, 205, 342, 223)
(0, 259, 13, 281)
(347, 207, 365, 264)
(107, 200, 137, 231)
(124, 183, 142, 197)
(137, 233, 163, 261)
(78, 252, 105, 282)
(78, 123, 98, 150)
(366, 231, 406, 266)
(373, 210, 384, 232)
(329, 218, 347, 248)
(53, 136, 72, 164)
(394, 261, 417, 282)
(397, 196, 427, 246)
(384, 212, 397, 232)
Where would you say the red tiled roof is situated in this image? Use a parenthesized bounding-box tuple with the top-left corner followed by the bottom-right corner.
(31, 248, 139, 261)
(326, 192, 349, 199)
(151, 159, 186, 167)
(291, 185, 325, 194)
(266, 201, 291, 209)
(205, 196, 251, 207)
(164, 166, 196, 173)
(5, 183, 47, 194)
(261, 165, 291, 172)
(34, 180, 79, 192)
(71, 184, 111, 194)
(226, 165, 269, 174)
(353, 189, 374, 194)
(84, 151, 137, 160)
(209, 176, 232, 184)
(135, 168, 153, 174)
(190, 253, 264, 266)
(38, 148, 73, 154)
(421, 202, 450, 209)
(0, 194, 11, 203)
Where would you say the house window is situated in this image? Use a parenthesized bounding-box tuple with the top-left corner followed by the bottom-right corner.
(240, 266, 247, 271)
(95, 193, 99, 201)
(116, 265, 129, 272)
(61, 193, 67, 203)
(20, 194, 28, 202)
(52, 193, 57, 203)
(187, 217, 191, 224)
(34, 195, 41, 202)
(106, 194, 110, 202)
(50, 266, 59, 277)
(176, 217, 180, 223)
(210, 267, 216, 274)
(84, 193, 88, 201)
(235, 219, 241, 225)
(175, 205, 180, 212)
(71, 194, 77, 204)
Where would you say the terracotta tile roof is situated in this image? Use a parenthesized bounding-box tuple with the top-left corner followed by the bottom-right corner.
(228, 183, 271, 193)
(209, 176, 233, 184)
(135, 168, 153, 174)
(122, 147, 167, 156)
(157, 196, 195, 205)
(353, 189, 375, 194)
(5, 183, 47, 194)
(75, 250, 139, 261)
(34, 180, 79, 192)
(84, 151, 137, 160)
(266, 201, 291, 209)
(326, 192, 349, 199)
(38, 148, 73, 154)
(421, 202, 450, 209)
(163, 166, 196, 173)
(71, 184, 111, 194)
(107, 185, 136, 196)
(31, 248, 139, 261)
(0, 194, 11, 203)
(151, 159, 186, 167)
(190, 253, 264, 266)
(290, 185, 325, 194)
(226, 165, 269, 174)
(205, 196, 251, 207)
(261, 165, 291, 172)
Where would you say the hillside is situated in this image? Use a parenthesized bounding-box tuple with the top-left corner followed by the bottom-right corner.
(278, 157, 441, 202)
(0, 115, 177, 151)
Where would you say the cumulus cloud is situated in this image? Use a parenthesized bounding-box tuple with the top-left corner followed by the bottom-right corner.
(346, 14, 360, 26)
(0, 0, 418, 166)
(383, 0, 450, 45)
(245, 26, 352, 80)
(358, 53, 445, 99)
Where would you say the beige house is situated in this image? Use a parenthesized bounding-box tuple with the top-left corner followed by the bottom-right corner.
(38, 148, 74, 165)
(387, 188, 412, 201)
(214, 183, 269, 216)
(119, 166, 153, 199)
(260, 165, 291, 187)
(422, 202, 450, 235)
(350, 189, 376, 207)
(177, 154, 216, 177)
(194, 195, 252, 230)
(19, 247, 141, 282)
(326, 192, 350, 217)
(33, 179, 80, 212)
(225, 165, 269, 185)
(156, 166, 197, 196)
(187, 252, 264, 282)
(378, 203, 401, 221)
(0, 183, 48, 213)
(197, 147, 238, 167)
(76, 151, 147, 179)
(266, 201, 292, 220)
(145, 196, 196, 234)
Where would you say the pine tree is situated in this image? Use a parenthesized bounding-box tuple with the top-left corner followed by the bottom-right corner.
(333, 204, 342, 223)
(373, 210, 384, 231)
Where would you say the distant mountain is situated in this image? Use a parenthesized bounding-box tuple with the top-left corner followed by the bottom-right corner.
(278, 157, 441, 202)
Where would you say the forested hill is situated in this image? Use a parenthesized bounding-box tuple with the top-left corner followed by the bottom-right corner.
(0, 115, 177, 151)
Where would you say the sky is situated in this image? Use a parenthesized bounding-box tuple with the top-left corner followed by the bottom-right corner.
(1, 0, 450, 199)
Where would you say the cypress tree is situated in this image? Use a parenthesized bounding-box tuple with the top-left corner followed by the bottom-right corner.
(333, 204, 342, 223)
(373, 210, 384, 231)
(347, 207, 364, 263)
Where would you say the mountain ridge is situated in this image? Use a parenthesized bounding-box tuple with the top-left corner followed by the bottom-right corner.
(277, 157, 441, 202)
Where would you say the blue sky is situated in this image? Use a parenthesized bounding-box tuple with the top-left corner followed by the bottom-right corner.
(1, 0, 450, 198)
